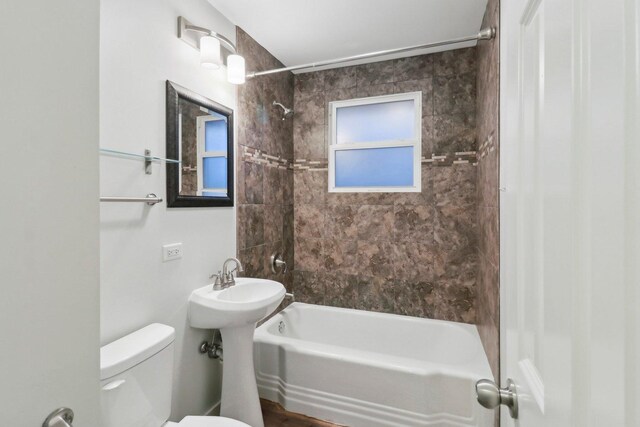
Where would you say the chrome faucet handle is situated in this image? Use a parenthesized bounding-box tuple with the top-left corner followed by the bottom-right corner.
(270, 252, 288, 274)
(210, 271, 223, 290)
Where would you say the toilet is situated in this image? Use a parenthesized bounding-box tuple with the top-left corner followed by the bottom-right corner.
(100, 323, 250, 427)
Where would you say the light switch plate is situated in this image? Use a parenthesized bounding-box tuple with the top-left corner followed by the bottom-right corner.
(163, 243, 183, 261)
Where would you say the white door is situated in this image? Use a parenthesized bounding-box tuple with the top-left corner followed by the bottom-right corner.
(0, 1, 101, 426)
(499, 0, 640, 425)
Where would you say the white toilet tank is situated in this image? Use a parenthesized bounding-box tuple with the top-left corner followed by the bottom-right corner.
(100, 323, 176, 427)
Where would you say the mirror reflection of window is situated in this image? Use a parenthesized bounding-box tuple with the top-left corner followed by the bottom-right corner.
(177, 98, 229, 198)
(197, 111, 228, 197)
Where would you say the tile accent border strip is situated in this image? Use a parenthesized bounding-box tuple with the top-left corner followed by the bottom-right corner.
(241, 146, 479, 170)
(477, 132, 497, 161)
(242, 146, 293, 169)
(422, 151, 478, 166)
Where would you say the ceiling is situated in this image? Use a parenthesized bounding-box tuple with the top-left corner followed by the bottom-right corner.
(208, 0, 488, 73)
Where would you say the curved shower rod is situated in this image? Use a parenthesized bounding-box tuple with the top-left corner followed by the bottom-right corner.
(246, 27, 496, 78)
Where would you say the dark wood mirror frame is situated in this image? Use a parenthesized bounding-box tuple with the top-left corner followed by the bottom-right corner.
(166, 80, 234, 207)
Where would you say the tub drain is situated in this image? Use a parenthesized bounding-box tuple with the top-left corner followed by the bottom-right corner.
(278, 321, 285, 334)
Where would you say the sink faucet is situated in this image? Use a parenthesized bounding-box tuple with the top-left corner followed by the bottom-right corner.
(221, 257, 244, 289)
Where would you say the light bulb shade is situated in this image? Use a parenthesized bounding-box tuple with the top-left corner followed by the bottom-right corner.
(227, 54, 246, 84)
(200, 36, 222, 69)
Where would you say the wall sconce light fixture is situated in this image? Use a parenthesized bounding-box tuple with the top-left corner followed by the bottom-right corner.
(178, 16, 245, 84)
(200, 36, 222, 69)
(226, 54, 246, 85)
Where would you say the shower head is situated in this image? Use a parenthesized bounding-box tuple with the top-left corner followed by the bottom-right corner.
(272, 101, 294, 120)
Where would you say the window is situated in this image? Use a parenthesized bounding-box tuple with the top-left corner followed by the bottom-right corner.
(197, 113, 228, 197)
(328, 92, 422, 192)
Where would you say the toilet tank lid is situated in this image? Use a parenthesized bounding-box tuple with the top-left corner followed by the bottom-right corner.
(100, 323, 175, 380)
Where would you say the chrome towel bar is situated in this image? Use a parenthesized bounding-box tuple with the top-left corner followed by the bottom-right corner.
(100, 193, 163, 206)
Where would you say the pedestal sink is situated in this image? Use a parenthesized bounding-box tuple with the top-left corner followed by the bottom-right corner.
(188, 278, 285, 427)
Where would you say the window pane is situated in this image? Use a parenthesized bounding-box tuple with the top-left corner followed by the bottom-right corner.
(335, 146, 414, 187)
(202, 191, 227, 197)
(203, 157, 227, 189)
(205, 119, 227, 152)
(336, 100, 415, 144)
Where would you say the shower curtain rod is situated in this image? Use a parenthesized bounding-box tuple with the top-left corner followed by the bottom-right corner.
(246, 27, 495, 78)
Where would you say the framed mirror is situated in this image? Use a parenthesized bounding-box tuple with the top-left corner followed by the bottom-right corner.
(166, 80, 234, 207)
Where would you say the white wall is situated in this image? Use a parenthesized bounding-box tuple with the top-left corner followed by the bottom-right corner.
(0, 0, 101, 424)
(100, 0, 237, 420)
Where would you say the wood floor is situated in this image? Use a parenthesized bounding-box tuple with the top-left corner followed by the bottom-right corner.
(261, 399, 344, 427)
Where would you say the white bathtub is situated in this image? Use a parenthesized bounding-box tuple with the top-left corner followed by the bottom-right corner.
(254, 303, 494, 427)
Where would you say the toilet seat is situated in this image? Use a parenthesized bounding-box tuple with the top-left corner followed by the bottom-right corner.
(172, 416, 251, 427)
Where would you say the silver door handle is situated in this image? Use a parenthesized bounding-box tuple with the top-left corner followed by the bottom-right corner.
(43, 407, 74, 427)
(476, 378, 519, 419)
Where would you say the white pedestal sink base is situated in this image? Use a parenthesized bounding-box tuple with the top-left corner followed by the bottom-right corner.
(187, 278, 285, 427)
(220, 324, 264, 427)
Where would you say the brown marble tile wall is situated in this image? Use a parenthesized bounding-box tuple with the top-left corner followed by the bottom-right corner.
(476, 0, 501, 393)
(236, 22, 498, 423)
(292, 49, 479, 323)
(236, 28, 294, 297)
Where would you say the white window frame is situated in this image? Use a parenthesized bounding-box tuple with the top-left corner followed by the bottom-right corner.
(328, 91, 422, 193)
(196, 115, 227, 196)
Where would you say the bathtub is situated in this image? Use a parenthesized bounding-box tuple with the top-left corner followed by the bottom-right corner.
(254, 303, 494, 427)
